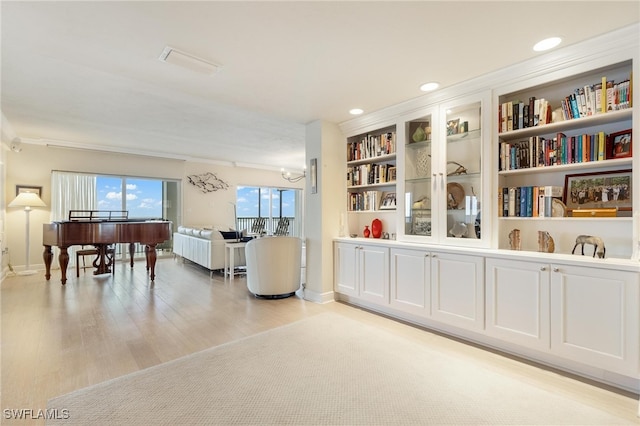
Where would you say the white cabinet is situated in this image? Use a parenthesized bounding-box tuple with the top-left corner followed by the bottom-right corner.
(399, 93, 491, 248)
(390, 247, 430, 316)
(359, 245, 485, 332)
(334, 242, 359, 296)
(334, 241, 389, 304)
(550, 263, 639, 376)
(430, 252, 485, 330)
(486, 257, 639, 377)
(485, 258, 551, 351)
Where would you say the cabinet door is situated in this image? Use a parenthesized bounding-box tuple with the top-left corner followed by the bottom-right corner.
(359, 244, 389, 304)
(403, 109, 436, 241)
(436, 93, 490, 247)
(485, 258, 550, 350)
(334, 242, 359, 297)
(431, 252, 484, 330)
(390, 247, 430, 316)
(550, 264, 639, 376)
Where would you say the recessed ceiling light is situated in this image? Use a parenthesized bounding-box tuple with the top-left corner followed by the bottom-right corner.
(533, 37, 562, 52)
(159, 46, 221, 75)
(349, 108, 364, 115)
(420, 82, 439, 92)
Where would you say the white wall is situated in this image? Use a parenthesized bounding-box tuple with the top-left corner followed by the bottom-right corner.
(182, 162, 302, 229)
(304, 120, 343, 303)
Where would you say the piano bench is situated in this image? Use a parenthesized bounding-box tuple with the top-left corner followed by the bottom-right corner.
(76, 247, 116, 277)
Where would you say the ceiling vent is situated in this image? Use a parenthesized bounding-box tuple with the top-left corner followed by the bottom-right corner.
(158, 46, 221, 75)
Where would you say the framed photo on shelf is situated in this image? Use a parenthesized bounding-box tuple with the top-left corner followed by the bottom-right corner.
(412, 215, 431, 236)
(563, 169, 632, 213)
(446, 118, 460, 135)
(379, 192, 397, 210)
(388, 166, 397, 182)
(607, 129, 632, 159)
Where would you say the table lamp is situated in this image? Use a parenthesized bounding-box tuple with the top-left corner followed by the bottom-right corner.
(8, 191, 46, 275)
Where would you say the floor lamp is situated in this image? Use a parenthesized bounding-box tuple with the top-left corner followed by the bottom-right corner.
(8, 191, 46, 275)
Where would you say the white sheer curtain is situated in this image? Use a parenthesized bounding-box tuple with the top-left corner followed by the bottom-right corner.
(50, 171, 97, 267)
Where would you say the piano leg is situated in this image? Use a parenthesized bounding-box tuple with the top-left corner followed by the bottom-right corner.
(147, 243, 158, 280)
(129, 243, 135, 268)
(43, 245, 53, 280)
(59, 247, 69, 285)
(93, 244, 111, 275)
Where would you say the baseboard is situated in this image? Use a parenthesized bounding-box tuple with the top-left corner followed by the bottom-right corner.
(300, 287, 335, 304)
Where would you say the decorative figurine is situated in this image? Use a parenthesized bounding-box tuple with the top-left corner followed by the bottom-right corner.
(363, 225, 370, 238)
(572, 235, 606, 258)
(508, 229, 521, 250)
(537, 231, 555, 253)
(449, 222, 467, 238)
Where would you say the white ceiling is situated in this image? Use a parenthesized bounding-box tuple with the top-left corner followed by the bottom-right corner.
(2, 1, 639, 171)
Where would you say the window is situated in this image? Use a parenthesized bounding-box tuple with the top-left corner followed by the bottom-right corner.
(97, 176, 163, 218)
(236, 186, 303, 237)
(51, 171, 180, 258)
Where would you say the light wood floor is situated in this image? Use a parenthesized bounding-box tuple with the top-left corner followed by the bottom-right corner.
(2, 257, 639, 425)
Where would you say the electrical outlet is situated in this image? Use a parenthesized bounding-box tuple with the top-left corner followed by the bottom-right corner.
(1, 247, 8, 255)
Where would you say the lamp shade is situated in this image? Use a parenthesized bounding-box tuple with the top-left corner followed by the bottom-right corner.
(8, 192, 46, 208)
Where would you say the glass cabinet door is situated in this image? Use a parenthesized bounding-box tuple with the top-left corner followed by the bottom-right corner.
(442, 101, 483, 242)
(404, 114, 434, 237)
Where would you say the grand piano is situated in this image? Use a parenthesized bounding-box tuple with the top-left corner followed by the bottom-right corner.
(43, 210, 171, 285)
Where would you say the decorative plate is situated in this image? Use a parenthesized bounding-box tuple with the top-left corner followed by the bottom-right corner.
(551, 199, 567, 217)
(446, 182, 465, 210)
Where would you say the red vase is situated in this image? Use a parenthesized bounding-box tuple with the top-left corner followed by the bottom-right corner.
(371, 218, 382, 238)
(363, 225, 370, 238)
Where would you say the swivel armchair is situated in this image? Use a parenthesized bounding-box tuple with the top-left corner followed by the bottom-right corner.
(245, 236, 302, 298)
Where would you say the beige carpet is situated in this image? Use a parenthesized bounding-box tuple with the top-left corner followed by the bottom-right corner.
(47, 312, 633, 425)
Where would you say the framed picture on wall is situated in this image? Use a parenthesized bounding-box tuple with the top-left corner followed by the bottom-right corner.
(16, 185, 42, 197)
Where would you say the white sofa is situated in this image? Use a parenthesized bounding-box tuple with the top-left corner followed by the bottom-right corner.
(173, 226, 246, 275)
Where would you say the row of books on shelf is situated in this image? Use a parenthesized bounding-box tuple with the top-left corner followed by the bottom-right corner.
(498, 130, 620, 171)
(559, 78, 630, 121)
(347, 191, 381, 212)
(498, 75, 631, 133)
(347, 131, 396, 162)
(499, 98, 552, 132)
(498, 186, 563, 218)
(347, 163, 395, 187)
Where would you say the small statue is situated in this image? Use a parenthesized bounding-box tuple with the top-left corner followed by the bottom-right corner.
(572, 235, 606, 258)
(537, 231, 555, 253)
(508, 229, 521, 250)
(412, 197, 429, 210)
(449, 222, 467, 238)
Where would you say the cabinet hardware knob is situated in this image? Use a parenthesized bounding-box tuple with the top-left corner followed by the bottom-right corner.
(439, 172, 443, 176)
(432, 254, 436, 258)
(540, 266, 546, 271)
(552, 267, 559, 272)
(432, 173, 437, 177)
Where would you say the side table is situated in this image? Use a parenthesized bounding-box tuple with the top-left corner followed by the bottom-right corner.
(224, 241, 247, 279)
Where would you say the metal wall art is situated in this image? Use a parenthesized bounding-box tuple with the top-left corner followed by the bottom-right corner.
(187, 172, 229, 193)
